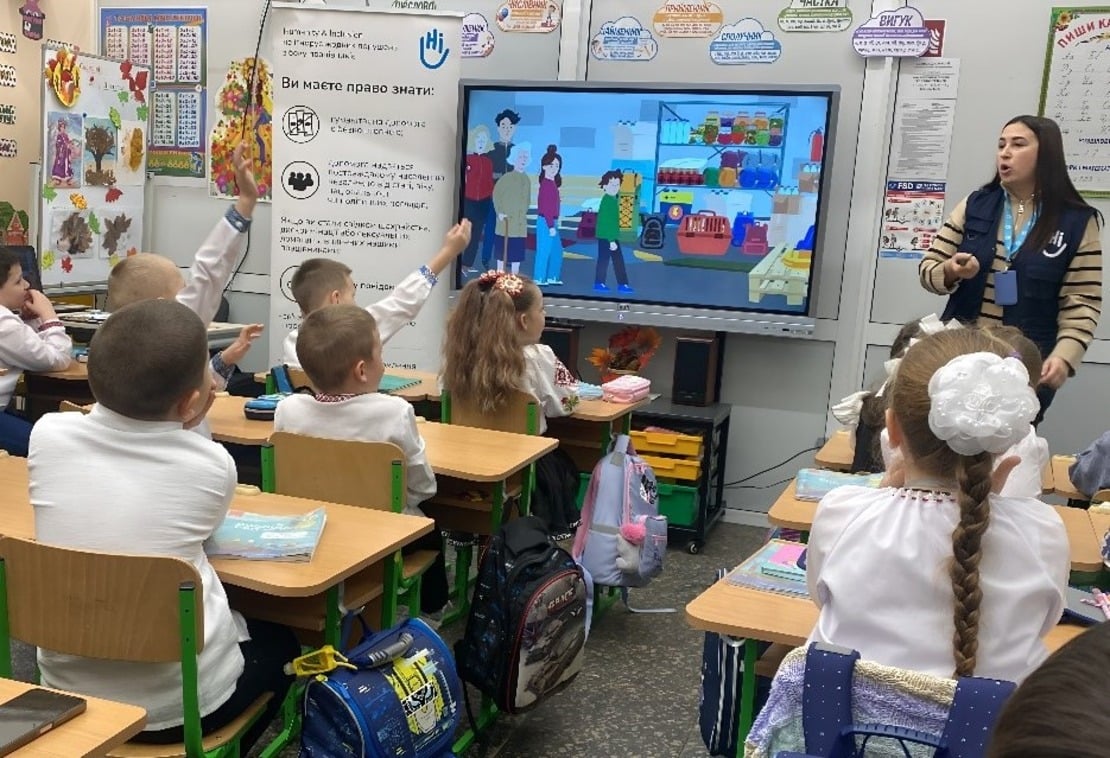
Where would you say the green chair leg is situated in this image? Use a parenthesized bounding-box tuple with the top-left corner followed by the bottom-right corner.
(380, 552, 400, 629)
(441, 543, 473, 627)
(451, 694, 499, 754)
(255, 683, 301, 758)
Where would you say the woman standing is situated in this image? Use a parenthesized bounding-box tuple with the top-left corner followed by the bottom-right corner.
(534, 145, 563, 285)
(918, 115, 1102, 422)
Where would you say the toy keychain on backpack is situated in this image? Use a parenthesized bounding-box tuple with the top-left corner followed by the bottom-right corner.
(284, 645, 356, 678)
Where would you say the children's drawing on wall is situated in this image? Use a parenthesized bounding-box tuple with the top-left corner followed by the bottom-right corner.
(492, 141, 531, 274)
(0, 203, 30, 246)
(50, 209, 96, 259)
(116, 120, 147, 185)
(595, 170, 631, 293)
(83, 117, 117, 187)
(209, 56, 273, 202)
(46, 112, 82, 188)
(98, 208, 141, 260)
(460, 125, 494, 274)
(535, 145, 564, 285)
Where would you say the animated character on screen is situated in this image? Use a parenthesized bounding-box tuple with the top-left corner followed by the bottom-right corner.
(492, 142, 531, 274)
(484, 109, 521, 267)
(594, 169, 632, 293)
(534, 144, 563, 286)
(461, 125, 494, 275)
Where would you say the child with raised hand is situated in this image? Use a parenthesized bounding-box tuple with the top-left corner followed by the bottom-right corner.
(283, 221, 471, 369)
(0, 247, 72, 456)
(30, 299, 298, 750)
(807, 327, 1068, 682)
(273, 304, 447, 613)
(441, 270, 578, 434)
(105, 141, 263, 390)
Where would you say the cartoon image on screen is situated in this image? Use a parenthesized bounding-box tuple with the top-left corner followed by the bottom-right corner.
(455, 86, 833, 315)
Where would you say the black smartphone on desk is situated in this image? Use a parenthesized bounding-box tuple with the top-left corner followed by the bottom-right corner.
(0, 688, 86, 756)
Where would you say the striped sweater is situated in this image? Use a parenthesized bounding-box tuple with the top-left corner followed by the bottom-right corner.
(918, 195, 1103, 372)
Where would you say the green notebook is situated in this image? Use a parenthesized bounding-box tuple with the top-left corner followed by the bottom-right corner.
(379, 374, 422, 393)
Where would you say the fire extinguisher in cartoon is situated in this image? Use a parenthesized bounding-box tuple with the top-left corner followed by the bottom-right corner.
(809, 129, 824, 163)
(384, 650, 447, 735)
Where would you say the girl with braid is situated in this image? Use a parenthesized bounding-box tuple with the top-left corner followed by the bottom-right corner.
(805, 328, 1068, 682)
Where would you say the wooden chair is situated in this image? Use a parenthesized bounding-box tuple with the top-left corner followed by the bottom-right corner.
(268, 432, 436, 628)
(0, 536, 271, 758)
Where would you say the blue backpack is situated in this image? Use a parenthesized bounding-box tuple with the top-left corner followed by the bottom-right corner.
(299, 618, 461, 758)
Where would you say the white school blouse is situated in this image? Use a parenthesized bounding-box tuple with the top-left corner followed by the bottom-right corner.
(880, 427, 1049, 499)
(0, 309, 72, 409)
(522, 343, 578, 434)
(30, 406, 247, 729)
(806, 485, 1068, 683)
(282, 269, 433, 369)
(273, 392, 436, 515)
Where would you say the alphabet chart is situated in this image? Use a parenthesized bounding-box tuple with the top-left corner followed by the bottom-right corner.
(99, 7, 208, 179)
(1039, 7, 1110, 197)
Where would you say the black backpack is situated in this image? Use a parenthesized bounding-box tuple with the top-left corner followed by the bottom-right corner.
(639, 213, 666, 249)
(454, 517, 588, 714)
(531, 448, 582, 540)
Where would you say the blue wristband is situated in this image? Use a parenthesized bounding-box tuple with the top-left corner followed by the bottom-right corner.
(419, 265, 438, 287)
(211, 352, 235, 381)
(225, 205, 252, 233)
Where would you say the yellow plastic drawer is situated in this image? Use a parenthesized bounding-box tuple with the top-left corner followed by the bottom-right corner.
(630, 430, 703, 459)
(640, 454, 701, 482)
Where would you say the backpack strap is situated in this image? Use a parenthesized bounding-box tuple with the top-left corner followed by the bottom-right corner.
(571, 463, 602, 560)
(271, 364, 294, 394)
(801, 642, 859, 757)
(938, 677, 1016, 758)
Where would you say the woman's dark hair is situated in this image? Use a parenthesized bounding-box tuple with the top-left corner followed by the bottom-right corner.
(983, 115, 1103, 253)
(987, 623, 1110, 758)
(540, 144, 562, 188)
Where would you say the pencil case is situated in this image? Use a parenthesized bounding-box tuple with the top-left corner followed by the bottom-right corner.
(602, 375, 651, 403)
(244, 393, 287, 421)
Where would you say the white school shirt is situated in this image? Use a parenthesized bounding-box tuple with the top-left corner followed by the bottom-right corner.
(806, 485, 1068, 683)
(282, 269, 433, 369)
(522, 344, 578, 434)
(880, 426, 1049, 499)
(30, 406, 247, 730)
(0, 308, 73, 408)
(273, 392, 436, 515)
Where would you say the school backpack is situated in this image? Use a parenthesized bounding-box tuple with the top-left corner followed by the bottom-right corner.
(639, 213, 666, 249)
(454, 516, 588, 714)
(572, 434, 668, 590)
(531, 447, 583, 540)
(299, 617, 461, 758)
(576, 210, 598, 240)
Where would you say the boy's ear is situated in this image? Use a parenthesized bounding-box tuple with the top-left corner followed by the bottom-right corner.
(328, 290, 341, 305)
(174, 388, 202, 422)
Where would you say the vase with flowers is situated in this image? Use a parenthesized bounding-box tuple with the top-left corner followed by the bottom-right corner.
(587, 325, 662, 383)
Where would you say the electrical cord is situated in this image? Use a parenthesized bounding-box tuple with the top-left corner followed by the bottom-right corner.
(224, 0, 273, 293)
(722, 445, 819, 488)
(725, 476, 795, 491)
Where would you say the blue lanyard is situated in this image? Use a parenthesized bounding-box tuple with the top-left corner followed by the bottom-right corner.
(1002, 197, 1038, 261)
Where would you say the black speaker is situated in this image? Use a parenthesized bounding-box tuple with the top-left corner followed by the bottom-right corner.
(541, 325, 581, 378)
(672, 333, 723, 406)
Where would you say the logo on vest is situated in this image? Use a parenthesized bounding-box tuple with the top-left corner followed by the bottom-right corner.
(1042, 230, 1067, 258)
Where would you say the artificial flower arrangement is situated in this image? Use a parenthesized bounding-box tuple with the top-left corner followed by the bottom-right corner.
(587, 325, 662, 382)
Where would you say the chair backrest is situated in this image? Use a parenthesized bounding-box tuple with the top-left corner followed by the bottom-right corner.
(58, 400, 89, 413)
(285, 366, 317, 393)
(443, 389, 540, 435)
(269, 432, 406, 512)
(0, 536, 202, 663)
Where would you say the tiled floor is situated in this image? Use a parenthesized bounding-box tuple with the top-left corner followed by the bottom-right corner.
(10, 521, 765, 757)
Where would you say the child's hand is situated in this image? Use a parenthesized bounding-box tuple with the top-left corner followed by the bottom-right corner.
(232, 142, 259, 218)
(221, 323, 264, 367)
(22, 290, 57, 322)
(445, 220, 471, 255)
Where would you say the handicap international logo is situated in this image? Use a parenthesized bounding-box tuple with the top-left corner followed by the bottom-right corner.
(591, 16, 659, 61)
(461, 12, 496, 58)
(709, 18, 783, 65)
(852, 5, 929, 57)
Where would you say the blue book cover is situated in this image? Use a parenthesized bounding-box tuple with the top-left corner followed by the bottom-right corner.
(795, 468, 883, 501)
(205, 507, 326, 562)
(379, 374, 421, 393)
(726, 539, 809, 597)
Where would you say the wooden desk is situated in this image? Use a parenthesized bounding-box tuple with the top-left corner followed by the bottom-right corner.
(0, 680, 146, 757)
(814, 429, 853, 471)
(1089, 510, 1109, 568)
(207, 395, 273, 446)
(420, 421, 556, 482)
(39, 361, 86, 381)
(1052, 455, 1084, 501)
(767, 479, 1104, 575)
(686, 574, 1089, 754)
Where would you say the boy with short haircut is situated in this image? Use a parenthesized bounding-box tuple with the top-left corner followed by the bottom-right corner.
(106, 142, 263, 388)
(283, 220, 471, 369)
(273, 304, 447, 612)
(0, 246, 72, 456)
(29, 299, 298, 749)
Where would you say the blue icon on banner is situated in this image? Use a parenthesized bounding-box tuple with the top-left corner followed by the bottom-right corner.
(419, 28, 449, 69)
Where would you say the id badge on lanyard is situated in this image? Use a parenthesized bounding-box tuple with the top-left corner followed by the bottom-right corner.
(997, 200, 1036, 307)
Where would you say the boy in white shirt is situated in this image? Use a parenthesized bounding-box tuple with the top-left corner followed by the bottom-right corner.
(274, 304, 447, 612)
(30, 299, 299, 749)
(0, 246, 72, 455)
(282, 221, 471, 368)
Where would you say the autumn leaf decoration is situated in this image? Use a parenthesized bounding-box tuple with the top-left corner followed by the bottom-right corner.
(587, 326, 662, 382)
(105, 187, 123, 203)
(61, 256, 73, 273)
